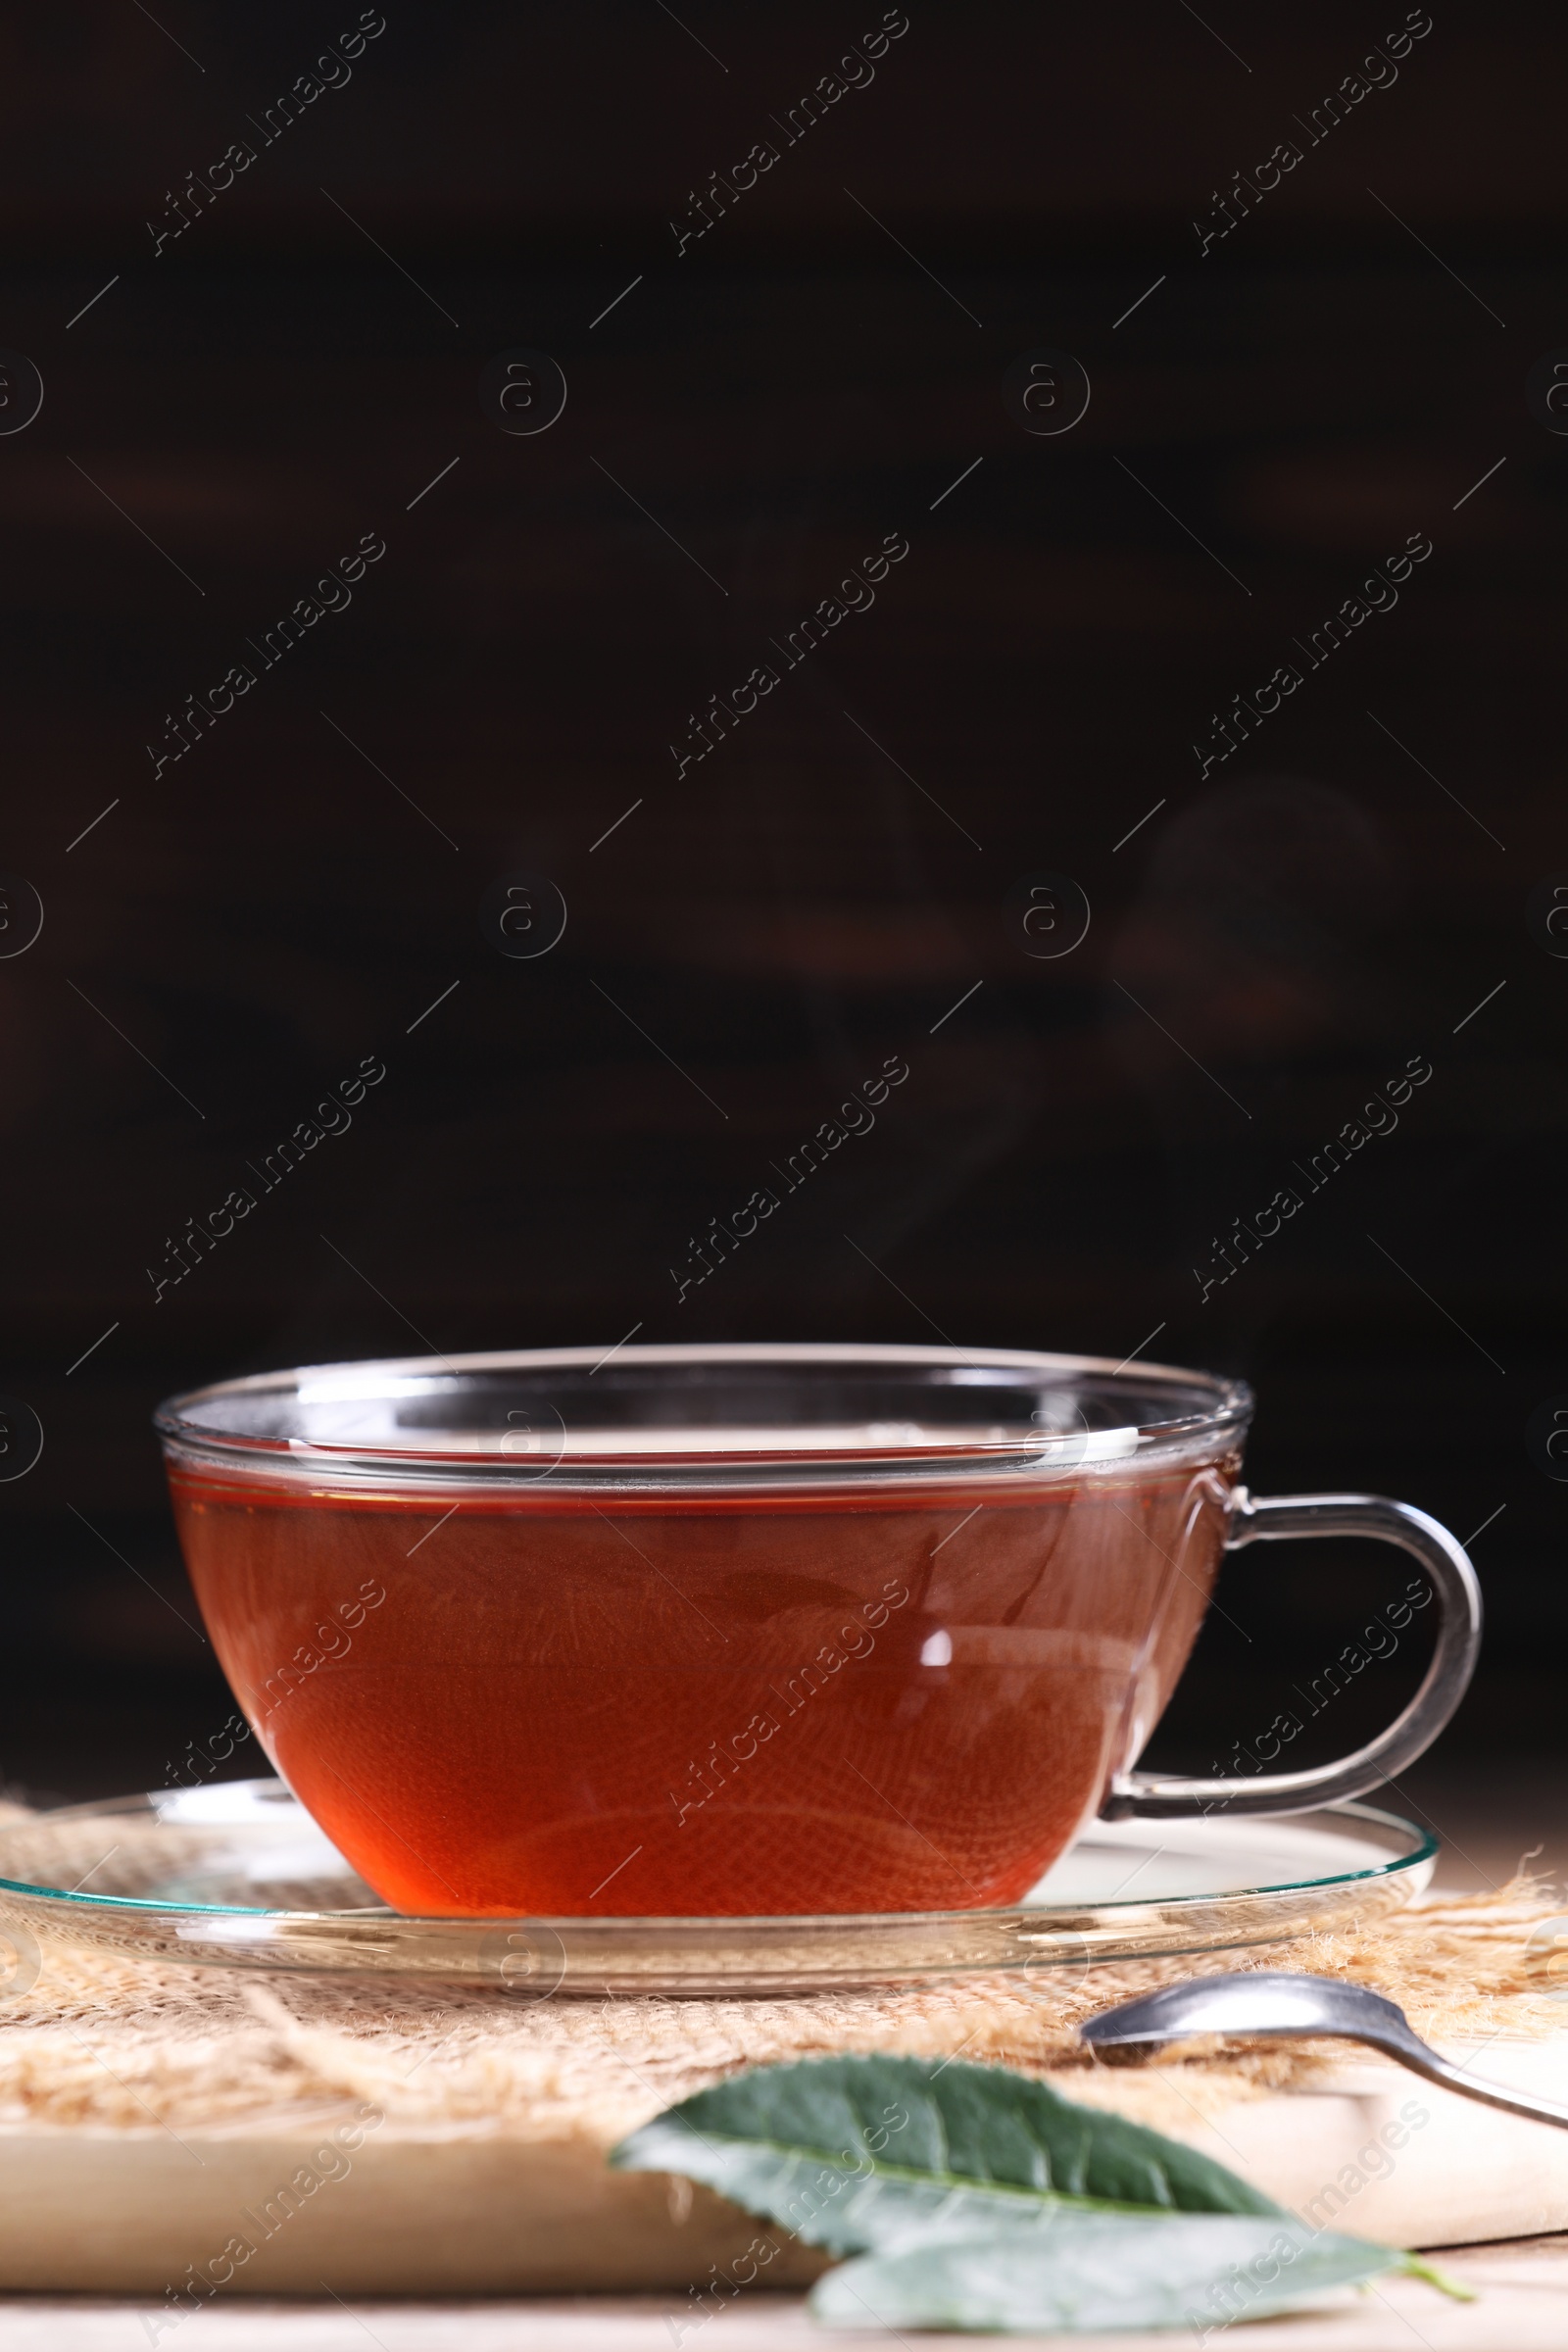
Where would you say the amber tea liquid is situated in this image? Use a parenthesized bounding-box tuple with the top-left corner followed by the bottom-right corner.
(169, 1455, 1234, 1916)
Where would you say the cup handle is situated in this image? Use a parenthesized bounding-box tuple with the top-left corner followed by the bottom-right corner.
(1099, 1488, 1483, 1820)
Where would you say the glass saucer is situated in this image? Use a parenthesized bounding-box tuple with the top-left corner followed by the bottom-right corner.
(0, 1781, 1435, 1995)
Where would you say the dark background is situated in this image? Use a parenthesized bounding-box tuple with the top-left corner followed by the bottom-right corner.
(1, 2, 1562, 1872)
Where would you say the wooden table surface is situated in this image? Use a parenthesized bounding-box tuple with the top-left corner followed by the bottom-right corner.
(11, 2236, 1568, 2352)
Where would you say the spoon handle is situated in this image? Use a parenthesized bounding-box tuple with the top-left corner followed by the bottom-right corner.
(1374, 2028, 1568, 2132)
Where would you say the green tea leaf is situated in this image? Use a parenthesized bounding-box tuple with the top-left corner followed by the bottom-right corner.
(810, 2213, 1402, 2334)
(610, 2052, 1283, 2256)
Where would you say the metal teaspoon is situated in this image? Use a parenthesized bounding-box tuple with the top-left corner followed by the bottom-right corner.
(1080, 1971, 1568, 2131)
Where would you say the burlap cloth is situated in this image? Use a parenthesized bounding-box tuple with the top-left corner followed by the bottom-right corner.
(1, 1853, 1561, 2150)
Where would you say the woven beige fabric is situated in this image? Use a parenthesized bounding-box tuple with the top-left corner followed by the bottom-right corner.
(0, 1880, 1559, 2148)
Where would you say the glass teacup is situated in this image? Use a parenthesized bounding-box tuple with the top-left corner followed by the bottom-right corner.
(156, 1344, 1479, 1917)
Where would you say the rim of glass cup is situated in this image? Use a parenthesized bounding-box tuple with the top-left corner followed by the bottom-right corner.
(154, 1342, 1254, 1495)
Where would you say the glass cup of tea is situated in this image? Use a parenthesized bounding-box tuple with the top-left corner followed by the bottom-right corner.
(156, 1344, 1480, 1918)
